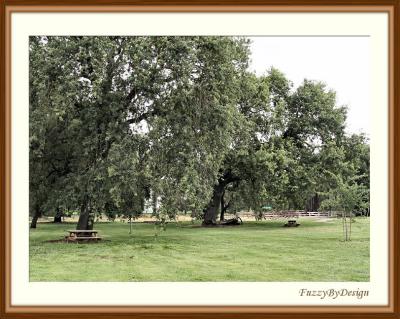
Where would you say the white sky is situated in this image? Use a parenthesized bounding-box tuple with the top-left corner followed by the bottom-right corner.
(248, 36, 370, 135)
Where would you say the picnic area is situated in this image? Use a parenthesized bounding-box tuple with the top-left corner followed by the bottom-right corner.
(30, 217, 370, 282)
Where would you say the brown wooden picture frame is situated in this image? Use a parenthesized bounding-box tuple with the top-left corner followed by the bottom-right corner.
(1, 1, 399, 318)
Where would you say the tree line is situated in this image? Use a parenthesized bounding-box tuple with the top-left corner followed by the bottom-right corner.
(29, 36, 369, 229)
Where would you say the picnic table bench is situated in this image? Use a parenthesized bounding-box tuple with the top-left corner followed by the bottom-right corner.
(284, 220, 300, 227)
(65, 230, 102, 242)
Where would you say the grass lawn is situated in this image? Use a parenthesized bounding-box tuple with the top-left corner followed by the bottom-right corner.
(29, 218, 370, 282)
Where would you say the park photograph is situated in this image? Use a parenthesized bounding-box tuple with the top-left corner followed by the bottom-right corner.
(29, 35, 370, 283)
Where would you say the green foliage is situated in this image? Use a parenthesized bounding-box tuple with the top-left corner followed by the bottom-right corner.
(30, 36, 249, 223)
(320, 176, 369, 214)
(29, 36, 370, 227)
(320, 176, 368, 241)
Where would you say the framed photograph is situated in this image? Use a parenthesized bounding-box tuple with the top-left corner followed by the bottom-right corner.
(1, 1, 398, 318)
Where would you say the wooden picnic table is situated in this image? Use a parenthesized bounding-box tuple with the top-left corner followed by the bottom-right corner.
(66, 230, 102, 242)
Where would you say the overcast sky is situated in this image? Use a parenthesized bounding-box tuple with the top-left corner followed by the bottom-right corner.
(248, 36, 370, 135)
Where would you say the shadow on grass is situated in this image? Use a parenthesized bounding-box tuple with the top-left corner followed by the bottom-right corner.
(43, 238, 111, 244)
(178, 220, 336, 230)
(35, 219, 344, 248)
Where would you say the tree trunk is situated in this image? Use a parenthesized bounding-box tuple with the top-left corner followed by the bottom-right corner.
(220, 191, 230, 221)
(349, 212, 352, 241)
(76, 200, 94, 230)
(53, 207, 62, 223)
(203, 183, 225, 226)
(305, 193, 320, 212)
(30, 215, 39, 229)
(30, 204, 41, 228)
(152, 191, 158, 215)
(220, 191, 225, 221)
(203, 170, 240, 226)
(53, 215, 62, 223)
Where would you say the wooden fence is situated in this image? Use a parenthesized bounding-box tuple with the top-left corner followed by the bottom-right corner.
(229, 210, 340, 220)
(262, 211, 330, 219)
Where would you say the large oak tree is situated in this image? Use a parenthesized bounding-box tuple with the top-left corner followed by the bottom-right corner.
(29, 36, 369, 229)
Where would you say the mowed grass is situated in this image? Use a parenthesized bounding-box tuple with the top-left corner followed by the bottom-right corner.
(29, 218, 369, 282)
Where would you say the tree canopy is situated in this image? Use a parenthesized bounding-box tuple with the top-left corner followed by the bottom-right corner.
(29, 36, 370, 229)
